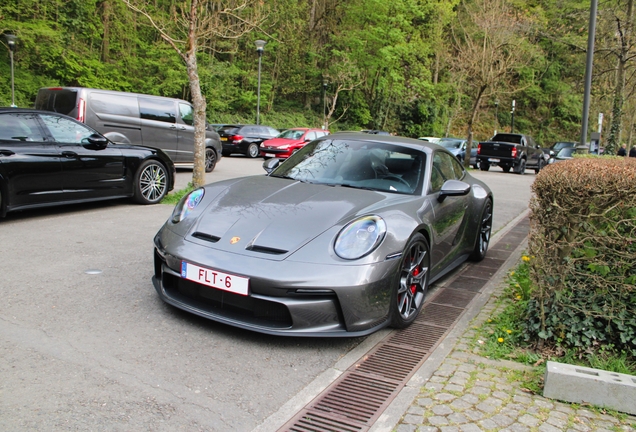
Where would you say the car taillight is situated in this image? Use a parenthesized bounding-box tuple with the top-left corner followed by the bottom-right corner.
(511, 147, 517, 158)
(231, 135, 243, 142)
(477, 143, 481, 154)
(77, 98, 86, 123)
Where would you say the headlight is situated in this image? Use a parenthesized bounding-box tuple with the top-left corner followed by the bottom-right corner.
(171, 188, 205, 223)
(334, 216, 387, 260)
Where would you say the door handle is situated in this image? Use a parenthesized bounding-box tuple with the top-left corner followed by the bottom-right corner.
(180, 126, 186, 130)
(62, 151, 78, 158)
(0, 149, 15, 156)
(170, 125, 177, 129)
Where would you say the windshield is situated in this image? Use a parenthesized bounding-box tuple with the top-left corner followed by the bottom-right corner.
(552, 142, 576, 151)
(269, 139, 425, 195)
(556, 148, 575, 158)
(277, 129, 306, 139)
(439, 139, 463, 149)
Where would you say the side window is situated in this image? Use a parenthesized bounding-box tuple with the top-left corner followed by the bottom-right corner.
(450, 156, 465, 179)
(0, 113, 46, 141)
(242, 126, 256, 135)
(179, 103, 194, 126)
(40, 115, 95, 144)
(139, 97, 176, 124)
(267, 127, 279, 137)
(305, 131, 317, 141)
(431, 152, 461, 192)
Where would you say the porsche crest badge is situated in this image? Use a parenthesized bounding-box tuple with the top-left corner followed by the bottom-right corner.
(230, 236, 241, 244)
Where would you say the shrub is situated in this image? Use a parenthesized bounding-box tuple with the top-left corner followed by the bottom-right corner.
(525, 158, 636, 356)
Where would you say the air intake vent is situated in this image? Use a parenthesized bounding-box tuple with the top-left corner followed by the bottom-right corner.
(192, 232, 221, 243)
(246, 245, 288, 255)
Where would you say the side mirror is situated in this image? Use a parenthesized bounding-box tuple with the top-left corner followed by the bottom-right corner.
(263, 158, 280, 174)
(86, 133, 109, 149)
(438, 180, 471, 203)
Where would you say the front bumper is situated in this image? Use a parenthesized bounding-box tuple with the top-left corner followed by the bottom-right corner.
(152, 227, 400, 337)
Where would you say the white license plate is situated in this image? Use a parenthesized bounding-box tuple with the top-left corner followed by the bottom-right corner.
(181, 261, 249, 296)
(488, 158, 500, 162)
(265, 153, 275, 157)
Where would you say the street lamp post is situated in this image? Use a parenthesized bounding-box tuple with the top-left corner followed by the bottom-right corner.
(510, 99, 516, 133)
(5, 34, 17, 108)
(254, 40, 266, 125)
(494, 99, 499, 134)
(322, 80, 328, 130)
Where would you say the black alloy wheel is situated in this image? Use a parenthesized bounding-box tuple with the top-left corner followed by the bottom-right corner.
(535, 158, 543, 174)
(134, 160, 168, 204)
(205, 148, 217, 173)
(470, 199, 493, 261)
(390, 233, 430, 328)
(247, 143, 260, 158)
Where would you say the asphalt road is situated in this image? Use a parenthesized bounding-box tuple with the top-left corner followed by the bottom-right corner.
(0, 155, 535, 431)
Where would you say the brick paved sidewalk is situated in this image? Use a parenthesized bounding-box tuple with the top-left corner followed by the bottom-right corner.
(395, 281, 636, 432)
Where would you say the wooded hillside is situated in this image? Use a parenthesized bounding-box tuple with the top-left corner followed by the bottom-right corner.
(1, 0, 634, 148)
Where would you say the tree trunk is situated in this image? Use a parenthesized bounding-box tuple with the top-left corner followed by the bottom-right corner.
(464, 86, 486, 167)
(101, 0, 111, 62)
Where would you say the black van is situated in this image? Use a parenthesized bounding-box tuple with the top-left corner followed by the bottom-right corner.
(35, 87, 222, 172)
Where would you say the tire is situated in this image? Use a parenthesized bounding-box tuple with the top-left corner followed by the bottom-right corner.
(480, 162, 490, 171)
(534, 159, 543, 174)
(469, 199, 493, 261)
(246, 143, 260, 158)
(205, 147, 217, 173)
(390, 233, 430, 329)
(502, 166, 511, 173)
(134, 159, 169, 205)
(516, 159, 526, 175)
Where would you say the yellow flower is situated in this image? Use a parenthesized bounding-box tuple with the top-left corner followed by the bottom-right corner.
(522, 256, 530, 262)
(487, 319, 492, 323)
(516, 295, 522, 300)
(510, 271, 515, 277)
(498, 337, 504, 343)
(506, 329, 512, 334)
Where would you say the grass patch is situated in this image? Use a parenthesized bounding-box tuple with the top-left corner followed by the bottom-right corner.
(161, 183, 195, 206)
(470, 255, 636, 392)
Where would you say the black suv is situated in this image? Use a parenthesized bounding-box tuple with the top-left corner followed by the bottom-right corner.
(218, 124, 279, 158)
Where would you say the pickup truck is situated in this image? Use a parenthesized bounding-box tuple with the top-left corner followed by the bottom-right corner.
(476, 133, 546, 174)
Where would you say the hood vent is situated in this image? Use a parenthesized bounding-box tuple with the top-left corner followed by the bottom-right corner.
(192, 232, 221, 243)
(245, 245, 288, 255)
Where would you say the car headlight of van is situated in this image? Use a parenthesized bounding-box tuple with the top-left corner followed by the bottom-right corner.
(334, 216, 387, 260)
(171, 188, 205, 223)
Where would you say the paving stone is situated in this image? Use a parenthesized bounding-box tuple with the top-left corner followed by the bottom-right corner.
(575, 409, 596, 419)
(403, 414, 424, 424)
(476, 400, 500, 414)
(446, 358, 462, 365)
(436, 365, 458, 377)
(408, 405, 426, 415)
(548, 410, 569, 420)
(534, 399, 554, 409)
(457, 364, 477, 373)
(473, 380, 493, 388)
(538, 422, 564, 432)
(459, 394, 480, 405)
(426, 382, 445, 392)
(499, 407, 521, 418)
(492, 391, 511, 401)
(434, 393, 457, 402)
(554, 403, 576, 414)
(469, 386, 491, 396)
(439, 427, 459, 432)
(431, 375, 448, 383)
(512, 394, 533, 404)
(429, 416, 450, 426)
(445, 384, 465, 393)
(518, 414, 541, 427)
(417, 397, 435, 408)
(432, 405, 454, 416)
(447, 413, 469, 424)
(491, 414, 515, 427)
(503, 424, 531, 432)
(459, 424, 483, 432)
(450, 399, 473, 411)
(416, 427, 439, 432)
(478, 418, 498, 430)
(397, 424, 418, 432)
(546, 413, 569, 429)
(463, 410, 485, 421)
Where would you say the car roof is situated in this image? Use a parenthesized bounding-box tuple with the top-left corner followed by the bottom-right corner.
(0, 107, 75, 118)
(321, 132, 442, 154)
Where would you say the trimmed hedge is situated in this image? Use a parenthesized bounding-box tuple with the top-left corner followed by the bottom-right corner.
(525, 157, 636, 356)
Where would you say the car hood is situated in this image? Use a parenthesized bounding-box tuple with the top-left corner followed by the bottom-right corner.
(185, 176, 402, 259)
(261, 137, 302, 147)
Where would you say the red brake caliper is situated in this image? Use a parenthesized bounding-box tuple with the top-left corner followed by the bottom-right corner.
(410, 267, 419, 295)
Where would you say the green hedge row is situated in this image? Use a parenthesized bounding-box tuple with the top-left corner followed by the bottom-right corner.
(525, 157, 636, 356)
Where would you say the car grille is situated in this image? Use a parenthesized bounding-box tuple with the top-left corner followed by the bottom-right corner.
(162, 271, 293, 328)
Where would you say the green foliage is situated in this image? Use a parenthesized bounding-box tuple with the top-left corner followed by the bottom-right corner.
(526, 158, 636, 357)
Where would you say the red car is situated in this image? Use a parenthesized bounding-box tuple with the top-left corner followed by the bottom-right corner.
(260, 128, 330, 159)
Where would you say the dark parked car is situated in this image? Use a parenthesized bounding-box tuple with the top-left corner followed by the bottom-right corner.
(259, 128, 330, 159)
(218, 124, 279, 158)
(551, 146, 589, 162)
(0, 108, 175, 217)
(545, 141, 577, 164)
(152, 133, 493, 336)
(477, 133, 546, 174)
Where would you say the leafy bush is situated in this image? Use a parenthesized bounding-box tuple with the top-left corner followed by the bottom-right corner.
(525, 158, 636, 356)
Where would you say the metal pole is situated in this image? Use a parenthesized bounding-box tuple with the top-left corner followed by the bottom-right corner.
(322, 82, 327, 130)
(580, 0, 598, 147)
(511, 100, 515, 133)
(494, 100, 499, 135)
(256, 52, 262, 125)
(9, 49, 15, 107)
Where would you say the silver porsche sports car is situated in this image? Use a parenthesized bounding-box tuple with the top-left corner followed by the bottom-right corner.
(152, 133, 493, 336)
